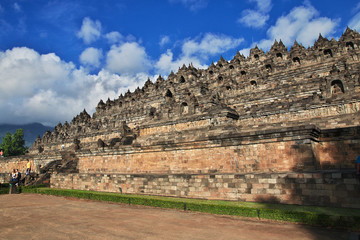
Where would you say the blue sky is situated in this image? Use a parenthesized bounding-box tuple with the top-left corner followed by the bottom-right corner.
(0, 0, 359, 126)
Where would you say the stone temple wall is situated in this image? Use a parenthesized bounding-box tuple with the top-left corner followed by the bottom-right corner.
(1, 29, 360, 208)
(50, 171, 360, 209)
(27, 28, 360, 155)
(1, 125, 359, 177)
(73, 126, 359, 175)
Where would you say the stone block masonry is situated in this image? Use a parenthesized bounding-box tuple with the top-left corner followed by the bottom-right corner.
(1, 28, 360, 210)
(75, 125, 360, 174)
(28, 28, 360, 155)
(51, 171, 360, 208)
(0, 173, 8, 183)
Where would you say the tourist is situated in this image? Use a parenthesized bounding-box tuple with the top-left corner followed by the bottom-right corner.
(16, 169, 21, 186)
(356, 155, 360, 175)
(11, 169, 18, 185)
(0, 149, 3, 157)
(26, 160, 31, 176)
(11, 169, 17, 180)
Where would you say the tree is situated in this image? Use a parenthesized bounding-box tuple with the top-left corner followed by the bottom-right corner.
(12, 129, 26, 156)
(0, 129, 26, 157)
(0, 132, 12, 157)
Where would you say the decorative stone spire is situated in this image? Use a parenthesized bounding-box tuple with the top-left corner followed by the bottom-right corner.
(290, 40, 306, 54)
(97, 99, 105, 108)
(249, 45, 265, 58)
(219, 55, 226, 62)
(314, 33, 330, 49)
(168, 71, 175, 79)
(144, 78, 153, 88)
(180, 64, 187, 71)
(124, 89, 131, 97)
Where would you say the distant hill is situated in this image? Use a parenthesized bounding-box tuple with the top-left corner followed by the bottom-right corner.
(0, 123, 53, 147)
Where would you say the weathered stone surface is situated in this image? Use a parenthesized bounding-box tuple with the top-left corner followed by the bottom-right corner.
(50, 171, 360, 208)
(1, 29, 360, 208)
(26, 28, 360, 156)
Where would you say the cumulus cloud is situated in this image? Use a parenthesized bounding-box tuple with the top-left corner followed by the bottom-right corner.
(156, 49, 208, 75)
(238, 0, 272, 28)
(106, 42, 151, 75)
(0, 47, 79, 124)
(239, 10, 269, 28)
(181, 33, 244, 59)
(169, 0, 207, 11)
(240, 3, 339, 53)
(0, 47, 72, 99)
(0, 47, 151, 126)
(105, 31, 124, 44)
(263, 4, 338, 49)
(77, 17, 102, 44)
(79, 47, 103, 68)
(155, 33, 244, 74)
(250, 0, 272, 13)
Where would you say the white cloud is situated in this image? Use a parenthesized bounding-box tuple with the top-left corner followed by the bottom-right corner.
(0, 47, 72, 99)
(247, 3, 339, 51)
(182, 33, 244, 59)
(17, 89, 83, 126)
(239, 48, 251, 57)
(156, 49, 208, 75)
(238, 10, 269, 28)
(0, 47, 151, 126)
(349, 12, 360, 31)
(155, 33, 243, 75)
(105, 31, 124, 44)
(0, 47, 79, 124)
(250, 0, 272, 13)
(160, 36, 170, 47)
(79, 47, 103, 68)
(77, 17, 102, 44)
(169, 0, 207, 11)
(106, 42, 151, 75)
(238, 0, 272, 28)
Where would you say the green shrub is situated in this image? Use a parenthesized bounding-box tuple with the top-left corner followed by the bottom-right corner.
(16, 187, 360, 230)
(17, 184, 47, 193)
(0, 183, 9, 195)
(0, 188, 8, 194)
(0, 183, 9, 188)
(186, 202, 259, 218)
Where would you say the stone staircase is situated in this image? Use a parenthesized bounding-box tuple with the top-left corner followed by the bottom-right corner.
(24, 151, 79, 186)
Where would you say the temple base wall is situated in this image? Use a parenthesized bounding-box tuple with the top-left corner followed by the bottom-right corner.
(75, 126, 360, 174)
(1, 125, 359, 178)
(1, 125, 359, 209)
(50, 171, 360, 208)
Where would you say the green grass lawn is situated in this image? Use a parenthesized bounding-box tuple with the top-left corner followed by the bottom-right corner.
(1, 184, 359, 230)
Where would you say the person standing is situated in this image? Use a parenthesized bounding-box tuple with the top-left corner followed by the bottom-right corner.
(9, 169, 18, 193)
(11, 169, 17, 182)
(16, 169, 21, 186)
(0, 149, 3, 157)
(26, 160, 31, 176)
(356, 155, 360, 176)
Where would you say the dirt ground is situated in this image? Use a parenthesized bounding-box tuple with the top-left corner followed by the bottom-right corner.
(0, 194, 355, 240)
